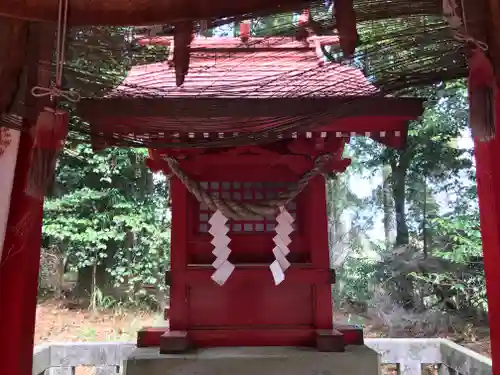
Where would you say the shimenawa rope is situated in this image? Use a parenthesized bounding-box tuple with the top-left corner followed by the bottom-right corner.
(164, 153, 332, 220)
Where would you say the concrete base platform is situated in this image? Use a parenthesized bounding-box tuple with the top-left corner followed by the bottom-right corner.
(123, 346, 380, 375)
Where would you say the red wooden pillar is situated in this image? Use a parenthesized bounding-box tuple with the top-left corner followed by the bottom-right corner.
(0, 129, 44, 375)
(474, 92, 500, 374)
(304, 176, 332, 330)
(0, 22, 53, 375)
(168, 176, 189, 331)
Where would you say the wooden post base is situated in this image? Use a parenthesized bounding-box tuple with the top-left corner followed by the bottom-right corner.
(315, 329, 345, 352)
(335, 324, 364, 345)
(137, 327, 190, 353)
(315, 324, 364, 352)
(160, 331, 190, 354)
(137, 327, 168, 347)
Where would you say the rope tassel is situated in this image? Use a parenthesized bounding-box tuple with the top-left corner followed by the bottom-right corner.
(469, 85, 495, 141)
(27, 0, 73, 200)
(26, 107, 68, 200)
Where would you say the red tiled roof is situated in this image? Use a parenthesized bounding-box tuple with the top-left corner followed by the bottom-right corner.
(112, 36, 378, 99)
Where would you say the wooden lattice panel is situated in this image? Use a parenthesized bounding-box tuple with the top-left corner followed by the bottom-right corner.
(198, 181, 297, 234)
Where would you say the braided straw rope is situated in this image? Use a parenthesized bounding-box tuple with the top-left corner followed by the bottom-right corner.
(164, 154, 332, 220)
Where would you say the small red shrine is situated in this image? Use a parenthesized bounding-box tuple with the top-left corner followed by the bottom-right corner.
(77, 31, 424, 353)
(1, 0, 500, 372)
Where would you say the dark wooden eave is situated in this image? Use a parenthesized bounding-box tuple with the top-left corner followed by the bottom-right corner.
(78, 96, 424, 121)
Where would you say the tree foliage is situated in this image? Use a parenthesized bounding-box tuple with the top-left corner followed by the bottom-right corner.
(42, 146, 170, 307)
(335, 80, 484, 315)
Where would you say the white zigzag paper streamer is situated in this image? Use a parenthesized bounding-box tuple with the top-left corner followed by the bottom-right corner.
(209, 210, 235, 285)
(270, 206, 294, 285)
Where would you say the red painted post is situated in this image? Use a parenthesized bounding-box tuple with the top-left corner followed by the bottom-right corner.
(474, 92, 500, 374)
(0, 128, 44, 375)
(0, 22, 54, 375)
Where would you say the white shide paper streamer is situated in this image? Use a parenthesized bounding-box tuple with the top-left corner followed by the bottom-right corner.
(209, 210, 235, 285)
(270, 206, 294, 285)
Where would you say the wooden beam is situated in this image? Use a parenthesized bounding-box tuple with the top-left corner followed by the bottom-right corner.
(0, 0, 310, 26)
(487, 0, 500, 81)
(0, 0, 442, 26)
(79, 97, 424, 120)
(0, 18, 29, 116)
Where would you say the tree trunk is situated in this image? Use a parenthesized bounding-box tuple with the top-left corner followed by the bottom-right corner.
(327, 178, 348, 267)
(146, 170, 154, 195)
(55, 252, 66, 299)
(76, 266, 92, 297)
(391, 154, 413, 309)
(382, 164, 393, 251)
(422, 177, 428, 258)
(76, 263, 108, 300)
(233, 21, 240, 37)
(90, 263, 98, 311)
(392, 164, 409, 247)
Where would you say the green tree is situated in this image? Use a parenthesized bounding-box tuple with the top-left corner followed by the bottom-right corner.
(39, 26, 173, 309)
(43, 145, 170, 308)
(346, 81, 474, 308)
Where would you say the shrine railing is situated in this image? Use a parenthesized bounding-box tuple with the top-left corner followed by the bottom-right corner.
(32, 338, 492, 375)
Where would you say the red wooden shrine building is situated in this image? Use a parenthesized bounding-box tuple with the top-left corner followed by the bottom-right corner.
(77, 32, 423, 351)
(1, 13, 500, 375)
